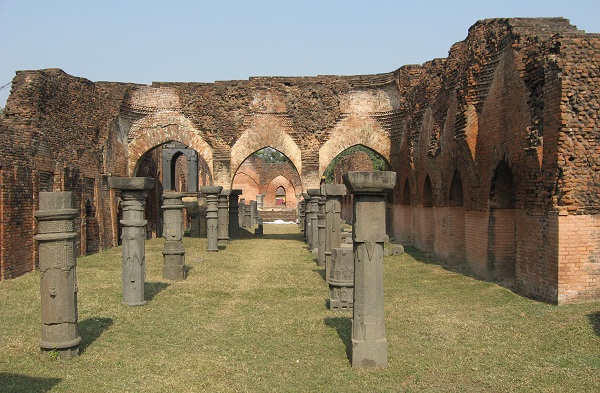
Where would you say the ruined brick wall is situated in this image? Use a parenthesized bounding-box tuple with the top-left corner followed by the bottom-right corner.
(0, 69, 135, 278)
(1, 18, 598, 303)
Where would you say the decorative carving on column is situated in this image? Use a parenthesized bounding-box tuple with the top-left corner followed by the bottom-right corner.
(200, 186, 223, 252)
(217, 189, 230, 245)
(343, 171, 396, 369)
(162, 191, 186, 281)
(109, 177, 154, 306)
(228, 190, 242, 239)
(35, 191, 81, 360)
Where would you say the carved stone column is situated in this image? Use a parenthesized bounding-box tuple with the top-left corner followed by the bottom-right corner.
(250, 200, 257, 226)
(299, 199, 305, 231)
(109, 177, 154, 306)
(307, 188, 320, 254)
(256, 193, 264, 209)
(200, 186, 222, 252)
(162, 191, 186, 281)
(302, 193, 311, 244)
(244, 200, 252, 229)
(317, 195, 326, 267)
(35, 191, 81, 360)
(321, 184, 346, 282)
(228, 189, 242, 239)
(239, 198, 246, 228)
(329, 247, 354, 310)
(217, 189, 230, 245)
(343, 171, 396, 369)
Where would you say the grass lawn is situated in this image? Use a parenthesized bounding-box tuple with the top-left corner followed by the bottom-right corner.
(0, 224, 598, 392)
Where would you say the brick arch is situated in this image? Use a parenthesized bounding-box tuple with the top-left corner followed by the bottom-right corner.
(127, 112, 213, 177)
(264, 175, 299, 208)
(230, 120, 302, 178)
(319, 116, 391, 175)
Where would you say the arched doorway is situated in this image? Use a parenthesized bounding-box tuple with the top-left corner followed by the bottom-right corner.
(488, 161, 516, 280)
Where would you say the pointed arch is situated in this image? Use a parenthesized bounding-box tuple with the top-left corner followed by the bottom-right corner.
(319, 116, 391, 175)
(127, 111, 213, 177)
(231, 118, 302, 177)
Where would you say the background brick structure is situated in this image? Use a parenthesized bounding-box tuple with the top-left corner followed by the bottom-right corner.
(1, 18, 598, 303)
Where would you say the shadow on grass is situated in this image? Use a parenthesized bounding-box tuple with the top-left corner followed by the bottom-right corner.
(313, 268, 326, 282)
(0, 373, 61, 393)
(324, 316, 352, 361)
(79, 317, 113, 354)
(588, 312, 600, 336)
(145, 281, 170, 301)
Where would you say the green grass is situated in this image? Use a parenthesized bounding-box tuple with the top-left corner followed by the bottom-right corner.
(1, 224, 598, 392)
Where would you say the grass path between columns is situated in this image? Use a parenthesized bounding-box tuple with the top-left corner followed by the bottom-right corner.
(0, 224, 598, 392)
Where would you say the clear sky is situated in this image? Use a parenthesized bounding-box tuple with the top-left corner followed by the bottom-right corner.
(1, 0, 599, 106)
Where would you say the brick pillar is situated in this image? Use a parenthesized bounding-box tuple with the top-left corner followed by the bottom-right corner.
(162, 191, 186, 281)
(109, 177, 154, 306)
(35, 191, 81, 360)
(343, 171, 396, 369)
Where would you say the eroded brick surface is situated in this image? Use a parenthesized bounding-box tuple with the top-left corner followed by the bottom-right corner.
(1, 18, 598, 303)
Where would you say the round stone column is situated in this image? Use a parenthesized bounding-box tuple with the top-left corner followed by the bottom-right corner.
(228, 189, 242, 239)
(307, 188, 321, 254)
(109, 177, 154, 306)
(35, 191, 81, 360)
(162, 191, 186, 281)
(200, 186, 223, 251)
(343, 171, 396, 369)
(217, 189, 230, 245)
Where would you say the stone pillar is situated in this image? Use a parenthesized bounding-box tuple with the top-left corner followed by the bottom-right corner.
(303, 193, 311, 244)
(217, 189, 230, 245)
(239, 198, 246, 228)
(200, 186, 223, 252)
(317, 195, 326, 267)
(299, 199, 305, 231)
(329, 247, 354, 310)
(307, 189, 320, 253)
(183, 197, 206, 238)
(250, 200, 257, 226)
(109, 177, 154, 306)
(162, 192, 186, 281)
(255, 218, 264, 236)
(256, 193, 264, 209)
(343, 171, 396, 369)
(228, 189, 242, 239)
(244, 200, 252, 229)
(322, 184, 346, 282)
(35, 192, 81, 360)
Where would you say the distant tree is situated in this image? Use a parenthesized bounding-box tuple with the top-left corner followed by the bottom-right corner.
(251, 147, 289, 163)
(323, 145, 387, 183)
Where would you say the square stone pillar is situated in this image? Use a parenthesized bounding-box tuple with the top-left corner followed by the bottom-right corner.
(299, 199, 305, 231)
(35, 192, 81, 360)
(162, 192, 186, 281)
(250, 200, 258, 226)
(329, 247, 354, 310)
(109, 177, 154, 306)
(343, 171, 396, 369)
(200, 186, 223, 252)
(256, 193, 264, 209)
(321, 184, 347, 282)
(244, 200, 253, 229)
(307, 188, 320, 254)
(228, 189, 242, 239)
(217, 189, 230, 245)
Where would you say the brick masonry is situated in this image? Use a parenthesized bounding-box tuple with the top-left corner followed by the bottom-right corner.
(0, 18, 598, 303)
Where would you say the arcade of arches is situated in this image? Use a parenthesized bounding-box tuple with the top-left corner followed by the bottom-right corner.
(1, 18, 599, 304)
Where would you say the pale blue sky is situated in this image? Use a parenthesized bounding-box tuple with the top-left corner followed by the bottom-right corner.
(1, 0, 599, 106)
